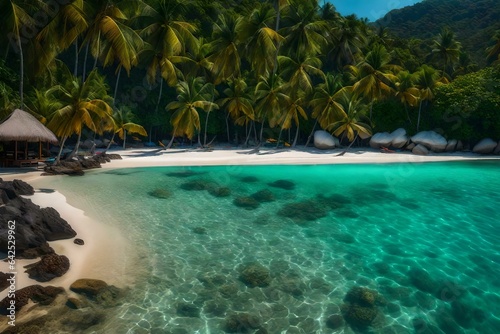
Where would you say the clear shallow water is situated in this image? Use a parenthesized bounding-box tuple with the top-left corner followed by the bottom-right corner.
(34, 161, 500, 333)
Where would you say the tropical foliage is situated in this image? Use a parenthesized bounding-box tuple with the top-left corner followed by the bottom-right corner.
(0, 0, 498, 154)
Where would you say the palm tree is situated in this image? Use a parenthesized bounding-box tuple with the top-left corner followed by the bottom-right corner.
(327, 14, 366, 70)
(278, 52, 324, 98)
(306, 73, 344, 146)
(430, 27, 461, 78)
(0, 0, 37, 109)
(394, 70, 419, 124)
(346, 43, 399, 120)
(326, 88, 372, 154)
(46, 68, 113, 163)
(415, 65, 447, 132)
(240, 5, 282, 78)
(217, 78, 255, 143)
(106, 107, 147, 150)
(254, 73, 288, 144)
(486, 30, 500, 65)
(279, 0, 328, 58)
(165, 77, 218, 148)
(276, 96, 307, 147)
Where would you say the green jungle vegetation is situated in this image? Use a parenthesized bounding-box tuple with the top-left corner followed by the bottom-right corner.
(1, 0, 499, 158)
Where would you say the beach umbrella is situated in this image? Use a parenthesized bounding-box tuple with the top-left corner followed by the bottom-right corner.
(0, 109, 58, 165)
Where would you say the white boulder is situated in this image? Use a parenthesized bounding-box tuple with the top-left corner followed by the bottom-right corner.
(456, 140, 464, 151)
(472, 138, 497, 154)
(406, 143, 416, 150)
(445, 139, 457, 152)
(410, 131, 447, 152)
(80, 139, 94, 149)
(369, 132, 392, 149)
(412, 144, 429, 155)
(314, 130, 337, 150)
(494, 141, 500, 155)
(391, 128, 409, 149)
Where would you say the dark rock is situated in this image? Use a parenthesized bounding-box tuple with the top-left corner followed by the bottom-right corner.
(412, 318, 445, 334)
(224, 313, 261, 333)
(79, 157, 102, 169)
(251, 189, 275, 202)
(0, 272, 11, 292)
(93, 155, 110, 163)
(451, 300, 487, 328)
(233, 196, 260, 210)
(192, 227, 207, 235)
(18, 243, 55, 259)
(43, 160, 86, 176)
(176, 302, 200, 317)
(268, 180, 295, 190)
(219, 284, 239, 298)
(0, 285, 64, 314)
(241, 176, 259, 183)
(209, 187, 232, 197)
(342, 286, 384, 329)
(180, 180, 216, 191)
(103, 153, 122, 160)
(343, 304, 378, 328)
(25, 253, 70, 282)
(66, 296, 87, 309)
(40, 207, 77, 241)
(277, 200, 328, 222)
(148, 188, 172, 199)
(61, 309, 106, 328)
(74, 238, 85, 245)
(345, 286, 380, 307)
(277, 275, 306, 297)
(12, 179, 35, 195)
(70, 279, 108, 297)
(326, 314, 344, 329)
(408, 268, 438, 294)
(334, 233, 356, 244)
(204, 299, 228, 317)
(239, 263, 271, 287)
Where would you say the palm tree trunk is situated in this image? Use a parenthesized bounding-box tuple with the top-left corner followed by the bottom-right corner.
(56, 136, 68, 164)
(17, 34, 24, 109)
(82, 43, 89, 81)
(74, 40, 79, 77)
(258, 110, 269, 145)
(404, 104, 412, 124)
(417, 99, 423, 132)
(67, 132, 82, 159)
(369, 102, 373, 121)
(113, 67, 122, 107)
(203, 110, 211, 147)
(226, 112, 231, 143)
(336, 133, 358, 156)
(276, 126, 284, 148)
(166, 127, 177, 149)
(305, 119, 318, 147)
(92, 32, 101, 70)
(122, 129, 127, 149)
(292, 124, 300, 147)
(104, 132, 116, 152)
(155, 78, 163, 113)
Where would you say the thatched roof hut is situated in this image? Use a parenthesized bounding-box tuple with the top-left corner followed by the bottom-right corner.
(0, 109, 58, 144)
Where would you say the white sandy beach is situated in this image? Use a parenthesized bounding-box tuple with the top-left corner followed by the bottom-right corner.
(0, 146, 498, 315)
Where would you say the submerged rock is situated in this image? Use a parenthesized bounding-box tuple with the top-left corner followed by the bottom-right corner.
(148, 188, 172, 199)
(240, 176, 259, 183)
(342, 286, 384, 329)
(278, 199, 328, 222)
(209, 187, 232, 197)
(408, 268, 438, 294)
(326, 314, 345, 329)
(0, 285, 64, 314)
(251, 189, 275, 202)
(268, 179, 295, 190)
(224, 313, 261, 333)
(233, 196, 260, 210)
(180, 180, 216, 191)
(176, 302, 200, 317)
(239, 263, 271, 287)
(25, 253, 70, 282)
(70, 279, 122, 307)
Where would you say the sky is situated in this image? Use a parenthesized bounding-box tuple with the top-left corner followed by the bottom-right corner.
(328, 0, 423, 21)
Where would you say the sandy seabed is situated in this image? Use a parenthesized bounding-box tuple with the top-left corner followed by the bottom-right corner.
(0, 146, 498, 319)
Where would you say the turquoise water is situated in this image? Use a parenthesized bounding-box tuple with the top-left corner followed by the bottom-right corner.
(35, 161, 500, 333)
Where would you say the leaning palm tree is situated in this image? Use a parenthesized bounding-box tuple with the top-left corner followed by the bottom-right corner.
(0, 0, 36, 109)
(346, 43, 399, 121)
(306, 73, 344, 146)
(217, 78, 255, 143)
(105, 107, 147, 150)
(326, 88, 372, 155)
(165, 77, 218, 148)
(414, 65, 447, 132)
(47, 68, 113, 163)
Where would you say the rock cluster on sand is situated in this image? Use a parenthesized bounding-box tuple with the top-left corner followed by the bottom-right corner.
(472, 138, 497, 154)
(0, 179, 76, 259)
(43, 153, 122, 176)
(370, 128, 409, 149)
(314, 130, 340, 149)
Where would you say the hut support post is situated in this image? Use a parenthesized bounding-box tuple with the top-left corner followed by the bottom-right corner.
(15, 141, 18, 161)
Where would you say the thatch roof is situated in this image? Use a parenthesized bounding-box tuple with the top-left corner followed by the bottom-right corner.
(0, 109, 58, 144)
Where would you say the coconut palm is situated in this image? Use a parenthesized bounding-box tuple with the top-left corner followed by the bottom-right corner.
(165, 77, 218, 148)
(0, 0, 37, 109)
(279, 0, 328, 58)
(430, 27, 461, 78)
(327, 14, 367, 70)
(217, 78, 255, 143)
(415, 65, 447, 132)
(276, 96, 307, 147)
(106, 107, 147, 150)
(278, 52, 324, 98)
(394, 70, 420, 124)
(46, 68, 113, 163)
(240, 5, 282, 78)
(326, 88, 372, 154)
(346, 43, 399, 120)
(486, 31, 500, 65)
(254, 73, 288, 144)
(306, 73, 344, 146)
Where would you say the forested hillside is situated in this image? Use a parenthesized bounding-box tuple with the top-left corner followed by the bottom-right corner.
(378, 0, 500, 66)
